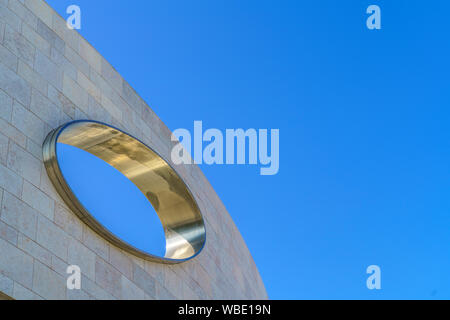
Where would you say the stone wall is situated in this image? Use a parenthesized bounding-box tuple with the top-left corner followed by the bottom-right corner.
(0, 0, 267, 300)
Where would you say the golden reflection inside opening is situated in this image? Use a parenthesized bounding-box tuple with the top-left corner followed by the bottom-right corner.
(43, 121, 206, 263)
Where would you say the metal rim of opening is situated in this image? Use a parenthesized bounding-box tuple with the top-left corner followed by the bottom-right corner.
(42, 120, 206, 264)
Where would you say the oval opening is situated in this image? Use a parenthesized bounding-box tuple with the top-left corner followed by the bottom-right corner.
(43, 120, 206, 263)
(57, 143, 166, 257)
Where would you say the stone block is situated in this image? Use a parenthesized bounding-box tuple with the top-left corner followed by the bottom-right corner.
(54, 203, 83, 241)
(182, 282, 201, 300)
(7, 0, 38, 30)
(30, 88, 62, 128)
(62, 73, 88, 113)
(109, 247, 133, 280)
(82, 226, 109, 261)
(1, 191, 37, 239)
(24, 0, 53, 28)
(95, 257, 121, 299)
(26, 137, 42, 160)
(0, 273, 14, 297)
(0, 237, 33, 288)
(51, 13, 79, 52)
(13, 282, 43, 300)
(0, 117, 26, 149)
(17, 59, 48, 96)
(0, 219, 18, 245)
(64, 44, 89, 77)
(101, 94, 122, 122)
(67, 288, 91, 300)
(32, 260, 66, 300)
(120, 275, 145, 300)
(47, 84, 76, 119)
(36, 19, 64, 53)
(81, 274, 115, 300)
(68, 238, 96, 281)
(142, 104, 159, 128)
(34, 49, 62, 90)
(3, 24, 35, 67)
(18, 233, 52, 267)
(50, 254, 68, 277)
(50, 46, 77, 81)
(88, 95, 111, 123)
(0, 42, 18, 71)
(36, 216, 70, 261)
(7, 141, 41, 186)
(12, 100, 47, 144)
(144, 261, 165, 286)
(79, 39, 101, 73)
(0, 88, 12, 122)
(132, 263, 156, 297)
(163, 267, 184, 298)
(155, 282, 176, 300)
(0, 131, 7, 166)
(21, 22, 51, 58)
(39, 163, 61, 202)
(0, 60, 31, 107)
(0, 2, 21, 32)
(89, 68, 115, 101)
(22, 180, 54, 220)
(101, 58, 122, 94)
(0, 163, 23, 197)
(122, 81, 143, 116)
(78, 71, 101, 103)
(0, 21, 4, 44)
(74, 108, 88, 121)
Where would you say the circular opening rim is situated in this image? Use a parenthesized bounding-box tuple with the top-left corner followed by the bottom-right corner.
(42, 120, 206, 264)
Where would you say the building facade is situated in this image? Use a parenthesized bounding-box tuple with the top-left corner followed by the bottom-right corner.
(0, 0, 267, 300)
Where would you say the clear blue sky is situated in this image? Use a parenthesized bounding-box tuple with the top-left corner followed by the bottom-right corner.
(47, 0, 450, 299)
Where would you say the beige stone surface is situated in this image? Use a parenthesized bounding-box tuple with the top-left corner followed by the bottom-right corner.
(0, 237, 34, 288)
(22, 179, 54, 220)
(0, 273, 14, 298)
(1, 191, 37, 240)
(67, 237, 96, 281)
(0, 162, 23, 197)
(36, 215, 70, 261)
(18, 233, 52, 266)
(0, 218, 18, 245)
(32, 260, 66, 300)
(3, 24, 35, 67)
(0, 0, 267, 300)
(13, 282, 43, 300)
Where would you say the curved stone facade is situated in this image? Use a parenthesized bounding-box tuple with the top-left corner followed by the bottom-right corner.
(0, 0, 266, 300)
